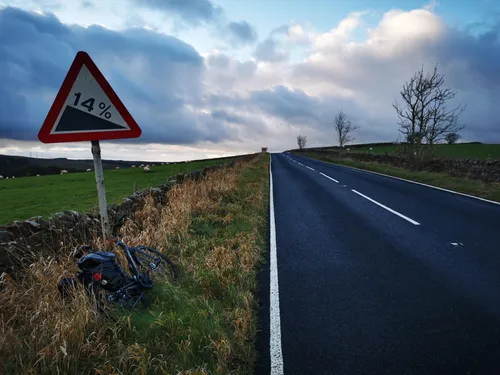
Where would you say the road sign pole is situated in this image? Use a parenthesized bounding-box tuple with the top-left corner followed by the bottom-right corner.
(91, 140, 111, 239)
(38, 51, 141, 240)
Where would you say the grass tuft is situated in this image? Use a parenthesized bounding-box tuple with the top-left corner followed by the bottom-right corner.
(0, 153, 269, 374)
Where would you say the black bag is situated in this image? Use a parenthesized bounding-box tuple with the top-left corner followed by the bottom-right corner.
(75, 251, 131, 292)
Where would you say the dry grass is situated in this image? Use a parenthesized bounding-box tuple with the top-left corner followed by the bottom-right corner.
(0, 256, 113, 375)
(0, 154, 269, 375)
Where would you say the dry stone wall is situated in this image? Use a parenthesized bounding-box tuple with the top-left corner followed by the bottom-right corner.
(0, 155, 257, 275)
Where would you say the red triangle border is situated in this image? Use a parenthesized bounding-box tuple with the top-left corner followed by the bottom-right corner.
(38, 51, 142, 143)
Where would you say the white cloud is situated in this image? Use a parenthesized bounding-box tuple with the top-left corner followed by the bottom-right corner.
(313, 12, 366, 48)
(206, 7, 500, 144)
(424, 0, 438, 12)
(285, 23, 313, 44)
(1, 2, 500, 164)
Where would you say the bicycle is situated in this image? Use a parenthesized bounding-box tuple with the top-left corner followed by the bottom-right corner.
(58, 240, 177, 309)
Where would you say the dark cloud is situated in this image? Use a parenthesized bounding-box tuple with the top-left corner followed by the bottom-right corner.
(132, 0, 223, 25)
(271, 24, 290, 35)
(206, 53, 257, 76)
(225, 21, 258, 45)
(210, 86, 328, 125)
(254, 37, 289, 62)
(209, 85, 397, 144)
(249, 86, 320, 121)
(133, 0, 257, 48)
(211, 109, 247, 124)
(0, 7, 234, 145)
(3, 5, 500, 152)
(0, 87, 30, 140)
(209, 109, 271, 142)
(252, 23, 309, 62)
(205, 52, 257, 92)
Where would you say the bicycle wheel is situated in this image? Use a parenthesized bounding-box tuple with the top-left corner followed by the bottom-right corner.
(131, 246, 178, 280)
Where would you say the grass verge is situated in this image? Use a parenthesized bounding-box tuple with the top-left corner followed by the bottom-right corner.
(340, 143, 500, 160)
(0, 153, 270, 374)
(0, 157, 236, 225)
(299, 152, 500, 203)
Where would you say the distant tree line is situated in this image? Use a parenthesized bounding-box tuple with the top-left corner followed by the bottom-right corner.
(295, 63, 466, 169)
(297, 109, 360, 151)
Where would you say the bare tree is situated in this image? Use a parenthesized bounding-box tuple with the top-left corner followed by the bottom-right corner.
(297, 135, 307, 150)
(393, 64, 466, 148)
(334, 110, 359, 150)
(445, 132, 461, 144)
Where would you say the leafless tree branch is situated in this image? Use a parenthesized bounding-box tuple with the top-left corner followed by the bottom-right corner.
(297, 134, 307, 149)
(394, 64, 466, 147)
(334, 110, 359, 149)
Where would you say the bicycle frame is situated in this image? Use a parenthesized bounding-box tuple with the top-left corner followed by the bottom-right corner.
(115, 240, 141, 279)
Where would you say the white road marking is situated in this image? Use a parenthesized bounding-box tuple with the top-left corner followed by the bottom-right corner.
(305, 165, 315, 171)
(352, 189, 420, 225)
(450, 242, 464, 246)
(269, 155, 284, 375)
(320, 172, 339, 183)
(298, 162, 304, 166)
(299, 154, 500, 207)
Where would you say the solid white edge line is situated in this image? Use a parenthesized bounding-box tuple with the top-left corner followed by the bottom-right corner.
(305, 165, 315, 171)
(319, 172, 339, 183)
(297, 154, 500, 207)
(269, 155, 285, 375)
(352, 189, 420, 225)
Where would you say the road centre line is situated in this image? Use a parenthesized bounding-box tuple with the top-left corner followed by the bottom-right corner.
(298, 154, 500, 207)
(269, 156, 285, 374)
(320, 172, 339, 183)
(305, 165, 315, 171)
(351, 189, 420, 226)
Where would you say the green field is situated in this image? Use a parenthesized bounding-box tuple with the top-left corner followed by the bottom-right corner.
(0, 158, 234, 224)
(344, 143, 500, 160)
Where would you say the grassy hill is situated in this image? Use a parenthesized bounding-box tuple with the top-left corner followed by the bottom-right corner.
(316, 143, 500, 160)
(0, 154, 233, 178)
(0, 157, 239, 224)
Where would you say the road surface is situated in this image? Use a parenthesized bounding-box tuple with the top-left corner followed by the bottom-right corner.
(256, 153, 500, 375)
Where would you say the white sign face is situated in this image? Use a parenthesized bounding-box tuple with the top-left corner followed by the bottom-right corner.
(50, 65, 130, 134)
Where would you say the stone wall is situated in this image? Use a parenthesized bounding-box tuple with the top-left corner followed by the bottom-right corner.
(0, 155, 257, 275)
(296, 149, 500, 182)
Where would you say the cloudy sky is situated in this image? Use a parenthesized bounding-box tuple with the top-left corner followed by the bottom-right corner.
(1, 0, 499, 161)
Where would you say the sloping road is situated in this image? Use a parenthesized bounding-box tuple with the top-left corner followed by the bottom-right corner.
(256, 153, 500, 375)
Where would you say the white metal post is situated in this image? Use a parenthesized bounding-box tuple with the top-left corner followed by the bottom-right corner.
(91, 140, 111, 239)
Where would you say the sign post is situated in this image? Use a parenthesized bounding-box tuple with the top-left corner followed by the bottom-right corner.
(38, 51, 142, 239)
(91, 140, 111, 238)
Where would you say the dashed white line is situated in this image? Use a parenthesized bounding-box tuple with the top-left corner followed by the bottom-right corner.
(351, 189, 420, 226)
(269, 155, 284, 375)
(319, 172, 339, 183)
(305, 165, 315, 171)
(298, 154, 500, 207)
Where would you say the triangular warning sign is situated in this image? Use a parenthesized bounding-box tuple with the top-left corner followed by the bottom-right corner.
(38, 51, 141, 143)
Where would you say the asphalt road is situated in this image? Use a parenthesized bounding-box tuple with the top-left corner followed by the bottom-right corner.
(256, 152, 500, 375)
